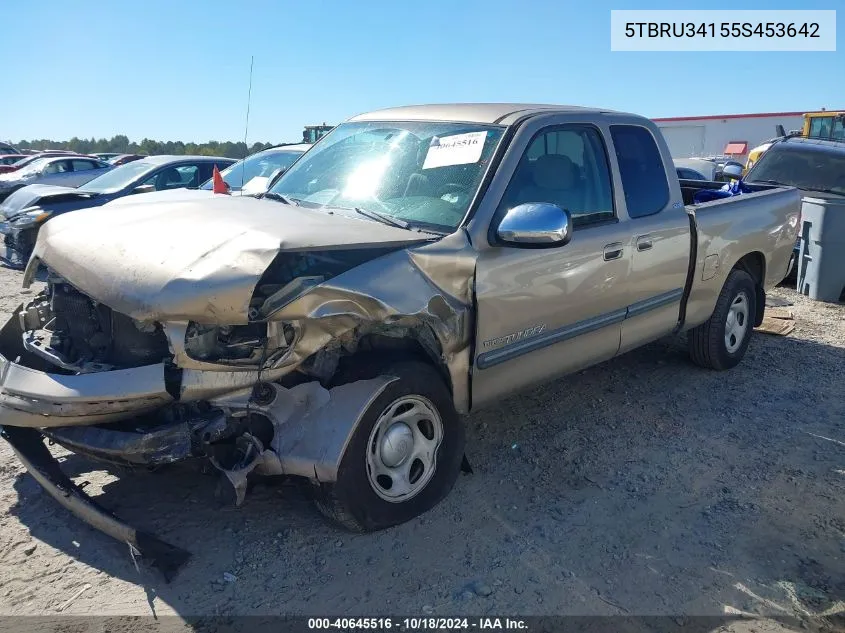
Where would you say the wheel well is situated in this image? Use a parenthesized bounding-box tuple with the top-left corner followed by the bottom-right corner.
(733, 252, 766, 326)
(328, 332, 453, 394)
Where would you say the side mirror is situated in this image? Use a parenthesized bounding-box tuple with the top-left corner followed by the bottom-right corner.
(722, 164, 743, 180)
(496, 202, 572, 247)
(132, 184, 155, 195)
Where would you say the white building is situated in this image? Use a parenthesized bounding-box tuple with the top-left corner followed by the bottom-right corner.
(654, 111, 806, 160)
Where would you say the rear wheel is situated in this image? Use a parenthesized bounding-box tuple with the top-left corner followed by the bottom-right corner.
(312, 360, 465, 532)
(688, 268, 757, 370)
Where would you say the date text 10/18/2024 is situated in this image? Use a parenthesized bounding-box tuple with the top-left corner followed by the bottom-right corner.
(308, 618, 529, 630)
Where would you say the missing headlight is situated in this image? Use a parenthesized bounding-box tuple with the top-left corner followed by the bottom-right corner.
(184, 322, 296, 365)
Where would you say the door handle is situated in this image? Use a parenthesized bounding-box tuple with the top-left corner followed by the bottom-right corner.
(603, 242, 624, 261)
(636, 236, 653, 252)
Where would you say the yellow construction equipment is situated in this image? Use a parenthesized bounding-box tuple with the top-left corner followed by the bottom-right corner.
(302, 124, 334, 144)
(745, 111, 845, 173)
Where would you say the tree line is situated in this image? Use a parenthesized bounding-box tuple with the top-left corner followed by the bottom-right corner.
(13, 136, 281, 158)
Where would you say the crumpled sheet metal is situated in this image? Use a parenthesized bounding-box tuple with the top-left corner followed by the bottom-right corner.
(1, 425, 190, 581)
(271, 231, 478, 413)
(43, 421, 193, 466)
(24, 197, 429, 325)
(210, 377, 396, 482)
(28, 223, 282, 325)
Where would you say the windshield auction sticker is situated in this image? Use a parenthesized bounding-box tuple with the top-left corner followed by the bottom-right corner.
(611, 10, 835, 51)
(423, 131, 488, 169)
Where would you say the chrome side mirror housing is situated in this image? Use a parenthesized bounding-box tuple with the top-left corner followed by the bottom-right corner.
(496, 202, 572, 247)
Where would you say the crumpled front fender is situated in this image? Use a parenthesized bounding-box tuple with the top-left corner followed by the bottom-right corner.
(270, 231, 478, 413)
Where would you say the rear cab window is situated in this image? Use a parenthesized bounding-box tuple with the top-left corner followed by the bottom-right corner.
(610, 125, 670, 219)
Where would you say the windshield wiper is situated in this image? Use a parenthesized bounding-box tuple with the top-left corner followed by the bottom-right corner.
(261, 192, 300, 206)
(353, 206, 409, 230)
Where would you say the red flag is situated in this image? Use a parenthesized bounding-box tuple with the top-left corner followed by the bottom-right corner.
(212, 165, 230, 194)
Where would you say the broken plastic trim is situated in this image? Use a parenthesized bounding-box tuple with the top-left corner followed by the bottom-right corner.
(43, 421, 195, 467)
(0, 425, 190, 582)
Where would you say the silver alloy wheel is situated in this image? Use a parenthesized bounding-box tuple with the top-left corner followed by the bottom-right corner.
(366, 395, 444, 503)
(724, 291, 750, 354)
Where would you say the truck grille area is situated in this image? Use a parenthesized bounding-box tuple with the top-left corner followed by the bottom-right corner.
(21, 280, 171, 373)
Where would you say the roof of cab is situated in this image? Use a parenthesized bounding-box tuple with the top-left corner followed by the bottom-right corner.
(348, 103, 622, 126)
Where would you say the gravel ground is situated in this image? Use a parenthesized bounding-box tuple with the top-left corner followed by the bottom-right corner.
(0, 265, 843, 629)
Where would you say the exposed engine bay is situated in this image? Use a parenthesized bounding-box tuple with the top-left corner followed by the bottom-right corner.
(19, 248, 402, 375)
(20, 272, 171, 374)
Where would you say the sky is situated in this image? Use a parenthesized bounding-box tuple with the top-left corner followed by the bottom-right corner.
(2, 0, 842, 144)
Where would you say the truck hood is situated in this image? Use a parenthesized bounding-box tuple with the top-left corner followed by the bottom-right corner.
(0, 184, 99, 217)
(28, 196, 433, 324)
(102, 188, 218, 208)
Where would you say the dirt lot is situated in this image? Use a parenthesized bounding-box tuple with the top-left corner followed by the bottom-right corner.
(0, 264, 843, 628)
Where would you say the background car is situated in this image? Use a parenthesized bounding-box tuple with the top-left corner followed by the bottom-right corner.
(745, 137, 845, 279)
(0, 151, 94, 174)
(91, 152, 122, 161)
(673, 157, 744, 182)
(0, 155, 26, 167)
(676, 166, 708, 180)
(0, 142, 19, 154)
(0, 155, 235, 267)
(203, 143, 310, 194)
(108, 153, 146, 166)
(0, 155, 111, 201)
(102, 144, 312, 209)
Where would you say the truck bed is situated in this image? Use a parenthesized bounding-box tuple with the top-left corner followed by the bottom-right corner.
(679, 181, 802, 330)
(677, 178, 781, 206)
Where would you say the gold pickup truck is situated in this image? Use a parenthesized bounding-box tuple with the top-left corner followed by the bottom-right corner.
(0, 104, 801, 576)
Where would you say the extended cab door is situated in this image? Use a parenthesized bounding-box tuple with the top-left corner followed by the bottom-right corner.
(607, 123, 692, 353)
(470, 121, 633, 408)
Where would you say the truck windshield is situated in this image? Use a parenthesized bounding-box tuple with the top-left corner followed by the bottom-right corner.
(267, 121, 506, 232)
(745, 144, 845, 196)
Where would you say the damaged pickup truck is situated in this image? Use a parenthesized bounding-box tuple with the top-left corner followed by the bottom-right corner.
(0, 104, 800, 576)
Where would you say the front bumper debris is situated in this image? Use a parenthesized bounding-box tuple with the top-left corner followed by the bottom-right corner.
(0, 425, 190, 581)
(0, 352, 175, 428)
(1, 377, 399, 579)
(0, 309, 174, 427)
(43, 421, 195, 467)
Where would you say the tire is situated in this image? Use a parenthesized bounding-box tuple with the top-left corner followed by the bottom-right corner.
(688, 268, 757, 370)
(313, 360, 465, 532)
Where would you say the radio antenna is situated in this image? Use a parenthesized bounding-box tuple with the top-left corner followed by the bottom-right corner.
(240, 55, 254, 194)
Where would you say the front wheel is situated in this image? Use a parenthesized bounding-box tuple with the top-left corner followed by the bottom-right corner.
(688, 268, 757, 370)
(312, 360, 465, 532)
